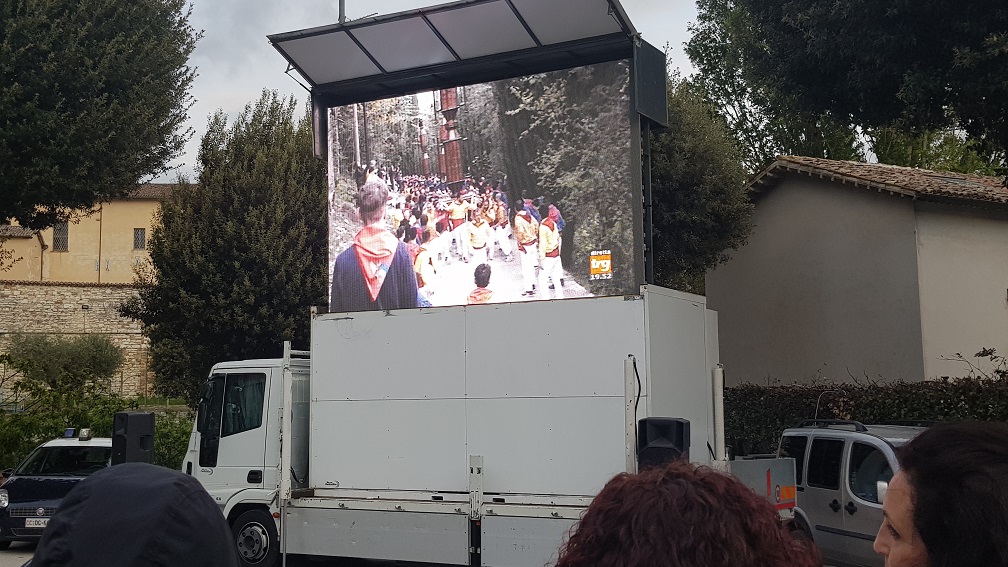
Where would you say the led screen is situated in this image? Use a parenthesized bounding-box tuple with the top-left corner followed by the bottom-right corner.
(327, 59, 637, 312)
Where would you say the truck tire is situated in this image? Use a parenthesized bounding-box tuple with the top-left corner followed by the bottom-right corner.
(0, 540, 10, 550)
(231, 509, 280, 567)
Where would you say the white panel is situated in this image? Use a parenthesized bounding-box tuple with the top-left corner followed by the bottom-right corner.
(311, 308, 466, 401)
(482, 515, 575, 567)
(427, 1, 536, 59)
(510, 0, 623, 45)
(285, 507, 470, 565)
(309, 399, 468, 492)
(465, 297, 645, 399)
(467, 397, 627, 496)
(352, 17, 456, 73)
(276, 33, 380, 85)
(643, 286, 714, 463)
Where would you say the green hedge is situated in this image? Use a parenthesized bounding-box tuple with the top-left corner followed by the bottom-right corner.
(0, 406, 193, 472)
(725, 376, 1008, 455)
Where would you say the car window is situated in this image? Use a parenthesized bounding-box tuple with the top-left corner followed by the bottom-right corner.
(778, 435, 808, 484)
(848, 442, 892, 504)
(15, 446, 112, 476)
(806, 438, 844, 489)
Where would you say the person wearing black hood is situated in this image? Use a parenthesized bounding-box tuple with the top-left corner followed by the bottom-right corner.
(25, 462, 238, 567)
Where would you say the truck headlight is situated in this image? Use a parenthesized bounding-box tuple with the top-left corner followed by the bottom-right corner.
(0, 489, 8, 508)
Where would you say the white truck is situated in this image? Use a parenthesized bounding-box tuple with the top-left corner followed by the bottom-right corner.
(183, 286, 796, 567)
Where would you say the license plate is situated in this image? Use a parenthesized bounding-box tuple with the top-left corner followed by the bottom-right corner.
(24, 518, 48, 528)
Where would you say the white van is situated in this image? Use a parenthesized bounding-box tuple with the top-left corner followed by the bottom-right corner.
(778, 420, 925, 567)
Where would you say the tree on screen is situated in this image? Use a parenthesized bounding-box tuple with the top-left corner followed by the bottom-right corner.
(494, 61, 634, 295)
(650, 76, 753, 293)
(121, 91, 328, 406)
(0, 0, 199, 230)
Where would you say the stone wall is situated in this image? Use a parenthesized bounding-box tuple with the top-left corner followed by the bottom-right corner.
(0, 281, 152, 396)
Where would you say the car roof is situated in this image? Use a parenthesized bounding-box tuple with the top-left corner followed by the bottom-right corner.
(40, 437, 113, 448)
(783, 420, 926, 445)
(862, 425, 926, 444)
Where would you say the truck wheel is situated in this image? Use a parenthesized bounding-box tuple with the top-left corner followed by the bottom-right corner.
(0, 540, 10, 550)
(231, 509, 279, 567)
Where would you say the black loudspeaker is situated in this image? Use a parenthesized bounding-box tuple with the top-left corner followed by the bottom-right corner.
(637, 417, 690, 469)
(112, 412, 155, 465)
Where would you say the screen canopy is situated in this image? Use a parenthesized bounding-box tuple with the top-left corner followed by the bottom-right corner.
(268, 0, 639, 107)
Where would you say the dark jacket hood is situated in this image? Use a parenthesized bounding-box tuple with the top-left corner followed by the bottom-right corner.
(27, 462, 238, 567)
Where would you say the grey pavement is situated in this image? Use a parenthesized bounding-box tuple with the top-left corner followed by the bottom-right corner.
(0, 542, 33, 566)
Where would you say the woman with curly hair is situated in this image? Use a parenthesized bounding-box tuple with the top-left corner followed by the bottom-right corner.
(553, 459, 821, 567)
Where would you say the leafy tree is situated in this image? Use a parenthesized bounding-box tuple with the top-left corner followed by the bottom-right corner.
(0, 0, 199, 230)
(736, 0, 1008, 163)
(4, 334, 124, 389)
(867, 127, 1003, 175)
(685, 0, 861, 173)
(122, 90, 328, 405)
(650, 76, 754, 293)
(0, 334, 134, 469)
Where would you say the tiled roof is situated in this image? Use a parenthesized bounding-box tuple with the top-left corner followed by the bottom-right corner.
(126, 183, 178, 200)
(0, 225, 36, 238)
(751, 156, 1008, 207)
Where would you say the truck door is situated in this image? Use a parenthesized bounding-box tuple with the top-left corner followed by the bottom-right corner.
(843, 441, 892, 567)
(193, 371, 270, 511)
(803, 436, 847, 564)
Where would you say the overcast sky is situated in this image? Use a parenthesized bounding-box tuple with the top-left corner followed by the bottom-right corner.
(156, 0, 698, 182)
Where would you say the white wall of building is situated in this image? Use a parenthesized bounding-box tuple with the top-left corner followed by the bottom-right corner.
(914, 202, 1008, 378)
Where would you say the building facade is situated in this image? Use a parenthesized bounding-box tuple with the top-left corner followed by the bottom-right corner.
(706, 157, 1008, 385)
(1, 184, 174, 397)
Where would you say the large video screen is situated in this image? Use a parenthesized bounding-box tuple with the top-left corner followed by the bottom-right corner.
(327, 59, 637, 313)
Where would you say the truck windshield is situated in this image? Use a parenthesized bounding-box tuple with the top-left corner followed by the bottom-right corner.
(15, 446, 111, 476)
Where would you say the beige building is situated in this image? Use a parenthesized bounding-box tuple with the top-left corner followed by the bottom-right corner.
(2, 184, 171, 283)
(706, 157, 1008, 385)
(1, 184, 174, 397)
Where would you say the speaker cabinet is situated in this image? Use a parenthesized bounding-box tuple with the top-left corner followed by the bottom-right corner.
(637, 417, 690, 469)
(112, 411, 155, 465)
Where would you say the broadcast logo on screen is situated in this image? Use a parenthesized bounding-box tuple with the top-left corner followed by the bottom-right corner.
(589, 250, 613, 280)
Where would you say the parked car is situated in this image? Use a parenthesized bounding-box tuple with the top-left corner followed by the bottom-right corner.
(777, 419, 925, 567)
(0, 429, 112, 549)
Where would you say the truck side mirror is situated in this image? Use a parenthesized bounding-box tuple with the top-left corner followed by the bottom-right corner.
(877, 480, 888, 503)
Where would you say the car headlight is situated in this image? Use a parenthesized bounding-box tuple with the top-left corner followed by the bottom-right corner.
(0, 489, 7, 508)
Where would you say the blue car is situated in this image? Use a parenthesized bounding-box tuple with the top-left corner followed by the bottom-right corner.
(0, 431, 112, 548)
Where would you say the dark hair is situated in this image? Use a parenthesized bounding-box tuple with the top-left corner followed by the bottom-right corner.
(897, 421, 1008, 567)
(555, 460, 820, 567)
(355, 179, 388, 223)
(421, 228, 432, 244)
(405, 226, 417, 242)
(474, 263, 491, 288)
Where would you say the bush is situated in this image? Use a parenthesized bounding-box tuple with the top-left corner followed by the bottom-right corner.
(154, 411, 193, 469)
(725, 374, 1008, 455)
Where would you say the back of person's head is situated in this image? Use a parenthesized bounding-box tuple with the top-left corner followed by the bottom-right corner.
(896, 421, 1008, 567)
(355, 179, 388, 223)
(30, 462, 238, 567)
(474, 263, 491, 288)
(554, 459, 820, 567)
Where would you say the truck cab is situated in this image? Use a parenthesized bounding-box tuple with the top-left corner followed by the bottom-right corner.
(183, 350, 310, 567)
(778, 420, 925, 567)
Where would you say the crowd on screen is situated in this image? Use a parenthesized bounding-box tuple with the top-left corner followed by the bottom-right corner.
(330, 162, 567, 312)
